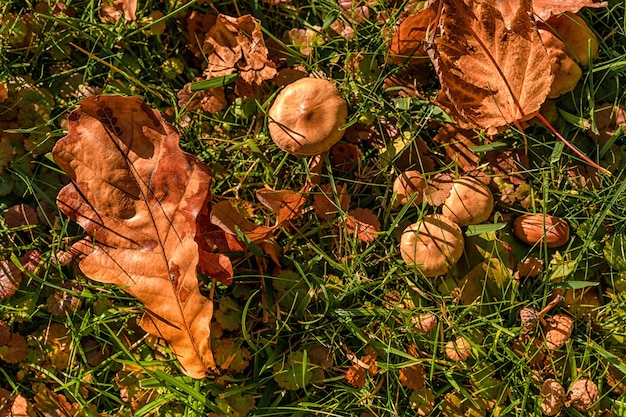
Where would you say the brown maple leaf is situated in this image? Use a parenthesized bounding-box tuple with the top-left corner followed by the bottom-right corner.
(203, 14, 277, 85)
(53, 95, 216, 378)
(532, 0, 607, 21)
(431, 0, 553, 133)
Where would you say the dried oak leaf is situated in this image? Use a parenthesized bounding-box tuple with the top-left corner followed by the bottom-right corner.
(431, 0, 553, 133)
(211, 188, 307, 243)
(52, 95, 215, 378)
(532, 0, 607, 21)
(344, 208, 381, 242)
(203, 14, 277, 85)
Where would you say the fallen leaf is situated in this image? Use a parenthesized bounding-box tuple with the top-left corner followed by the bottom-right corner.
(0, 333, 27, 364)
(256, 188, 308, 227)
(345, 208, 381, 242)
(0, 389, 31, 417)
(99, 0, 137, 23)
(0, 261, 20, 300)
(4, 204, 38, 228)
(313, 183, 350, 220)
(53, 95, 216, 378)
(532, 0, 607, 21)
(345, 364, 366, 387)
(185, 11, 218, 57)
(203, 14, 277, 85)
(432, 124, 481, 172)
(431, 0, 553, 132)
(32, 383, 74, 417)
(210, 200, 275, 242)
(389, 2, 440, 65)
(0, 323, 9, 346)
(178, 79, 227, 114)
(423, 172, 454, 206)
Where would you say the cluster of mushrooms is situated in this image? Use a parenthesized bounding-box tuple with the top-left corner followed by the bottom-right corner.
(264, 76, 571, 276)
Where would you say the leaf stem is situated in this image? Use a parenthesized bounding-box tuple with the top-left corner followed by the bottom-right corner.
(536, 112, 611, 176)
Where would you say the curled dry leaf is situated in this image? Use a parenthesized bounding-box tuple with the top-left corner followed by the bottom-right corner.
(423, 172, 454, 206)
(202, 14, 277, 85)
(389, 2, 440, 65)
(445, 336, 472, 362)
(431, 0, 553, 133)
(53, 95, 216, 378)
(344, 208, 381, 242)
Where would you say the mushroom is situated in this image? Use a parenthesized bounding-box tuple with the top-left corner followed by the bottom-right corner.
(267, 77, 348, 156)
(539, 28, 582, 98)
(543, 314, 574, 350)
(441, 176, 494, 226)
(392, 170, 426, 208)
(400, 214, 464, 277)
(513, 213, 570, 248)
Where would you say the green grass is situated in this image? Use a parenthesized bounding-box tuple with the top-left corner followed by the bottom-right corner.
(1, 0, 626, 415)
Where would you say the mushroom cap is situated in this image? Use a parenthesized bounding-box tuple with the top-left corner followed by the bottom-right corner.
(400, 214, 464, 277)
(540, 29, 583, 99)
(441, 176, 494, 226)
(543, 314, 574, 350)
(268, 78, 348, 156)
(393, 170, 426, 208)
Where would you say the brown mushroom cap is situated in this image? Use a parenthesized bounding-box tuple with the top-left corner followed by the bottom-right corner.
(400, 214, 464, 277)
(393, 170, 426, 208)
(540, 29, 583, 99)
(268, 77, 348, 156)
(444, 337, 472, 362)
(441, 176, 494, 226)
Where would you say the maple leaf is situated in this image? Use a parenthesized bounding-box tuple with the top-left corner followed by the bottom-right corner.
(53, 95, 216, 378)
(203, 14, 277, 85)
(532, 0, 607, 21)
(431, 0, 553, 133)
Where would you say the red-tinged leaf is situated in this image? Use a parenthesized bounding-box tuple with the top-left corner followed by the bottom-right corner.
(210, 200, 275, 242)
(345, 208, 381, 242)
(53, 95, 216, 378)
(256, 188, 308, 226)
(431, 0, 553, 132)
(532, 0, 607, 20)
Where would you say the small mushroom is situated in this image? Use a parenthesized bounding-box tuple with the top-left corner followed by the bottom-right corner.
(545, 12, 599, 66)
(566, 379, 599, 412)
(513, 213, 570, 248)
(268, 77, 348, 156)
(392, 170, 425, 208)
(441, 176, 494, 226)
(539, 28, 582, 98)
(400, 214, 464, 277)
(540, 379, 566, 416)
